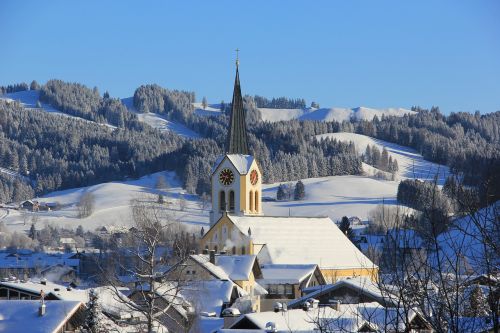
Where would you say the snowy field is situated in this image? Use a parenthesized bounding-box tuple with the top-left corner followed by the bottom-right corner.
(259, 106, 416, 123)
(121, 97, 201, 138)
(262, 175, 399, 223)
(1, 172, 210, 234)
(0, 90, 117, 129)
(316, 132, 450, 185)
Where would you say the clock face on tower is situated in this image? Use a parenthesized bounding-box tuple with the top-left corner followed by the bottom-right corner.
(219, 168, 234, 186)
(250, 169, 258, 185)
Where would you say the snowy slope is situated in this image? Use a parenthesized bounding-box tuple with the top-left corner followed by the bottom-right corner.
(262, 175, 400, 223)
(259, 106, 416, 123)
(316, 132, 450, 185)
(193, 102, 223, 117)
(121, 97, 201, 138)
(1, 171, 209, 234)
(1, 90, 116, 129)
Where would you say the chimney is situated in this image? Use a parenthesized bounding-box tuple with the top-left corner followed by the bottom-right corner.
(202, 248, 209, 255)
(209, 250, 216, 264)
(331, 300, 341, 311)
(40, 279, 47, 286)
(38, 302, 46, 316)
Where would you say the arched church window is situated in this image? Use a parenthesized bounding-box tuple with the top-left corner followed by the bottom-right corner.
(241, 246, 246, 255)
(255, 191, 259, 212)
(229, 191, 235, 212)
(249, 191, 254, 212)
(232, 246, 236, 255)
(219, 191, 226, 212)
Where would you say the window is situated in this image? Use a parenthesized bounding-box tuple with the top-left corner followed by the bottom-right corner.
(229, 191, 235, 212)
(254, 191, 259, 212)
(277, 285, 285, 295)
(285, 284, 293, 295)
(192, 270, 196, 275)
(232, 246, 236, 255)
(249, 191, 254, 212)
(269, 284, 278, 294)
(241, 246, 246, 255)
(214, 245, 218, 253)
(219, 191, 226, 211)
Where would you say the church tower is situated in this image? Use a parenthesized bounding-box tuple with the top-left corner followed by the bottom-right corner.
(210, 56, 262, 225)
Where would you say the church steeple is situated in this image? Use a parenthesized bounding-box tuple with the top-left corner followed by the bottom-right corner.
(226, 51, 250, 155)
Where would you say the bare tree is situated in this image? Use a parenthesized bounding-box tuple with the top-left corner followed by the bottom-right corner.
(78, 192, 96, 218)
(98, 198, 194, 333)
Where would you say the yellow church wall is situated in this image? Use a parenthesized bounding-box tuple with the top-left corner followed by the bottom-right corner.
(200, 215, 252, 255)
(320, 267, 379, 283)
(239, 160, 262, 215)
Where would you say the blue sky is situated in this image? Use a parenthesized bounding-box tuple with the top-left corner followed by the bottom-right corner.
(1, 1, 499, 113)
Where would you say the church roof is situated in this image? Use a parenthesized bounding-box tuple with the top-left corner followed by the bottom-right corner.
(226, 215, 376, 270)
(212, 154, 254, 175)
(226, 65, 250, 155)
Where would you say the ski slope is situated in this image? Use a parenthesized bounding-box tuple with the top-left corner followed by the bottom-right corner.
(0, 90, 117, 129)
(1, 171, 209, 234)
(262, 175, 399, 223)
(121, 97, 201, 138)
(259, 106, 416, 123)
(316, 132, 450, 185)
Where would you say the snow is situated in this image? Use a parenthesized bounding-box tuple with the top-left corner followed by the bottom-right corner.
(259, 106, 416, 123)
(122, 97, 201, 138)
(262, 175, 400, 223)
(316, 132, 450, 184)
(1, 90, 117, 129)
(193, 102, 223, 117)
(227, 215, 375, 270)
(1, 171, 210, 234)
(0, 300, 82, 333)
(215, 155, 255, 175)
(215, 255, 257, 281)
(180, 280, 242, 315)
(258, 264, 317, 285)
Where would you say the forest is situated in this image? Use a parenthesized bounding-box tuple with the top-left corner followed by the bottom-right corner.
(0, 80, 498, 209)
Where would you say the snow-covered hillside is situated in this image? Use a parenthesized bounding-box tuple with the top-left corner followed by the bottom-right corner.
(193, 102, 223, 117)
(121, 97, 201, 138)
(262, 175, 399, 223)
(0, 90, 116, 129)
(1, 172, 209, 234)
(259, 106, 416, 123)
(316, 132, 450, 185)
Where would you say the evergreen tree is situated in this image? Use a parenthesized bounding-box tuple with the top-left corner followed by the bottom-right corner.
(85, 289, 101, 333)
(30, 80, 40, 91)
(277, 184, 286, 201)
(202, 96, 208, 110)
(339, 216, 355, 240)
(157, 193, 165, 204)
(76, 225, 84, 237)
(29, 223, 36, 240)
(294, 180, 305, 200)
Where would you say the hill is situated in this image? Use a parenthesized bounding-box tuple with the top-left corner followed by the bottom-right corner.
(259, 106, 416, 123)
(316, 132, 450, 185)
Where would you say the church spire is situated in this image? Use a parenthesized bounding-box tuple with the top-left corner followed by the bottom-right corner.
(226, 50, 250, 155)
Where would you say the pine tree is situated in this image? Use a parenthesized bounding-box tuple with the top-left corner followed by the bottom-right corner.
(294, 180, 305, 200)
(202, 96, 208, 110)
(467, 284, 489, 317)
(76, 225, 84, 237)
(339, 216, 355, 241)
(277, 184, 286, 201)
(29, 223, 36, 240)
(157, 193, 165, 204)
(364, 145, 372, 164)
(85, 289, 101, 333)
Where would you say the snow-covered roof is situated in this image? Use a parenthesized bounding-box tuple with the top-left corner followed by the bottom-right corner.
(0, 300, 82, 333)
(0, 251, 79, 270)
(180, 280, 242, 315)
(212, 154, 254, 175)
(258, 264, 317, 285)
(215, 255, 257, 281)
(288, 277, 389, 308)
(189, 254, 230, 280)
(227, 215, 376, 270)
(0, 280, 88, 302)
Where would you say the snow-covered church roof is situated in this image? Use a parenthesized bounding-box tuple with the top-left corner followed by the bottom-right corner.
(227, 215, 376, 270)
(212, 154, 255, 175)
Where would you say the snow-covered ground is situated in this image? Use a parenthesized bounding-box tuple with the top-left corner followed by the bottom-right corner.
(121, 97, 201, 138)
(193, 102, 223, 117)
(262, 175, 399, 223)
(259, 106, 416, 123)
(1, 171, 209, 234)
(316, 132, 450, 185)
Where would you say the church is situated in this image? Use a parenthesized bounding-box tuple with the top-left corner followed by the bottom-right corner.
(200, 58, 378, 283)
